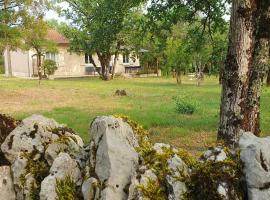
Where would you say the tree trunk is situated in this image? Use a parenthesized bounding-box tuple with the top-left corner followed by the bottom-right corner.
(37, 53, 42, 80)
(89, 55, 101, 76)
(111, 52, 118, 80)
(218, 0, 270, 147)
(176, 70, 181, 84)
(267, 69, 270, 87)
(97, 52, 111, 80)
(241, 0, 270, 136)
(6, 46, 12, 76)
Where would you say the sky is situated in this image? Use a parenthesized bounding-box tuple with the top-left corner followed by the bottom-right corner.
(44, 2, 67, 22)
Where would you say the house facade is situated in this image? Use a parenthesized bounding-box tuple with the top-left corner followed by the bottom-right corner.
(3, 30, 141, 78)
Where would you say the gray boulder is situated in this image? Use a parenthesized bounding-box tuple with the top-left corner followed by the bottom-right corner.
(87, 116, 139, 200)
(201, 146, 227, 162)
(81, 177, 100, 200)
(240, 132, 270, 200)
(166, 155, 188, 200)
(0, 166, 16, 200)
(40, 152, 81, 200)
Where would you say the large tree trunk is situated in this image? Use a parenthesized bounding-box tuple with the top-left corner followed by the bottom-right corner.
(267, 69, 270, 87)
(218, 0, 256, 147)
(218, 0, 270, 147)
(241, 0, 270, 136)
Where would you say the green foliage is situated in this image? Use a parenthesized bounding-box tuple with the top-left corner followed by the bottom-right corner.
(137, 179, 166, 200)
(173, 96, 198, 115)
(56, 176, 77, 200)
(183, 151, 245, 200)
(42, 59, 57, 76)
(20, 151, 50, 198)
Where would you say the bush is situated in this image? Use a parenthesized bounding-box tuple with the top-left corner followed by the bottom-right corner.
(42, 59, 57, 76)
(173, 96, 198, 114)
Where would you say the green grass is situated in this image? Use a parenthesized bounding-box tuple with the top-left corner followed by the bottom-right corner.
(1, 75, 270, 155)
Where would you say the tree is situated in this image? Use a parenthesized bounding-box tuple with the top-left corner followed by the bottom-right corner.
(218, 0, 270, 146)
(23, 18, 57, 80)
(0, 0, 50, 76)
(62, 0, 143, 80)
(164, 23, 191, 84)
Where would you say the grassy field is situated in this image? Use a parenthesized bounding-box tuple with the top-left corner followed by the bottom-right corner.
(1, 75, 270, 156)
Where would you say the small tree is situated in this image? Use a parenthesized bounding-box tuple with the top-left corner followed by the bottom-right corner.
(23, 17, 57, 80)
(63, 0, 143, 80)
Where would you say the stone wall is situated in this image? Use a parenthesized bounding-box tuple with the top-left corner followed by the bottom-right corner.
(0, 114, 268, 200)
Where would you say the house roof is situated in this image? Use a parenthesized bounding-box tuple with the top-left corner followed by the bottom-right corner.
(47, 30, 69, 44)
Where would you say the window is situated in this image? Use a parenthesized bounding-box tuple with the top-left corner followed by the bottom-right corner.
(85, 53, 92, 64)
(45, 52, 58, 62)
(123, 54, 129, 64)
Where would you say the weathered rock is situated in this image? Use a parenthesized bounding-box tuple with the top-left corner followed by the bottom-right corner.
(128, 169, 158, 200)
(0, 166, 16, 200)
(153, 143, 171, 154)
(240, 132, 270, 200)
(82, 177, 100, 200)
(201, 146, 227, 162)
(40, 152, 81, 200)
(0, 114, 19, 166)
(1, 114, 84, 165)
(166, 155, 187, 200)
(88, 116, 139, 200)
(11, 155, 28, 200)
(1, 115, 58, 163)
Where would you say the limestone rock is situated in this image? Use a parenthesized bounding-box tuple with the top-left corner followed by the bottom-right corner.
(239, 132, 270, 200)
(153, 143, 171, 154)
(201, 146, 227, 162)
(82, 177, 100, 200)
(88, 116, 139, 200)
(166, 155, 187, 200)
(1, 114, 84, 165)
(0, 166, 16, 200)
(40, 152, 81, 200)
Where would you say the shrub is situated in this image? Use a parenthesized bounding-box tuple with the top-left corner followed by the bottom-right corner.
(173, 96, 198, 114)
(56, 176, 77, 200)
(42, 59, 57, 76)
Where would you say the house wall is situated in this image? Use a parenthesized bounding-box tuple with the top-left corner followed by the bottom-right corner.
(54, 45, 85, 76)
(4, 49, 32, 77)
(114, 54, 140, 74)
(4, 45, 141, 78)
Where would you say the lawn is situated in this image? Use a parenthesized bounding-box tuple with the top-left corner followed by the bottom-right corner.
(1, 75, 270, 156)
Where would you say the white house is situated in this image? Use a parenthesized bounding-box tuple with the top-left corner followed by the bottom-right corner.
(3, 30, 141, 78)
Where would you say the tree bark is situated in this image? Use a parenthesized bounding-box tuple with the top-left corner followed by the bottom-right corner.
(89, 55, 101, 76)
(218, 0, 270, 147)
(111, 53, 118, 80)
(241, 0, 270, 136)
(6, 46, 12, 76)
(267, 69, 270, 87)
(218, 0, 256, 147)
(37, 52, 42, 80)
(97, 52, 111, 80)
